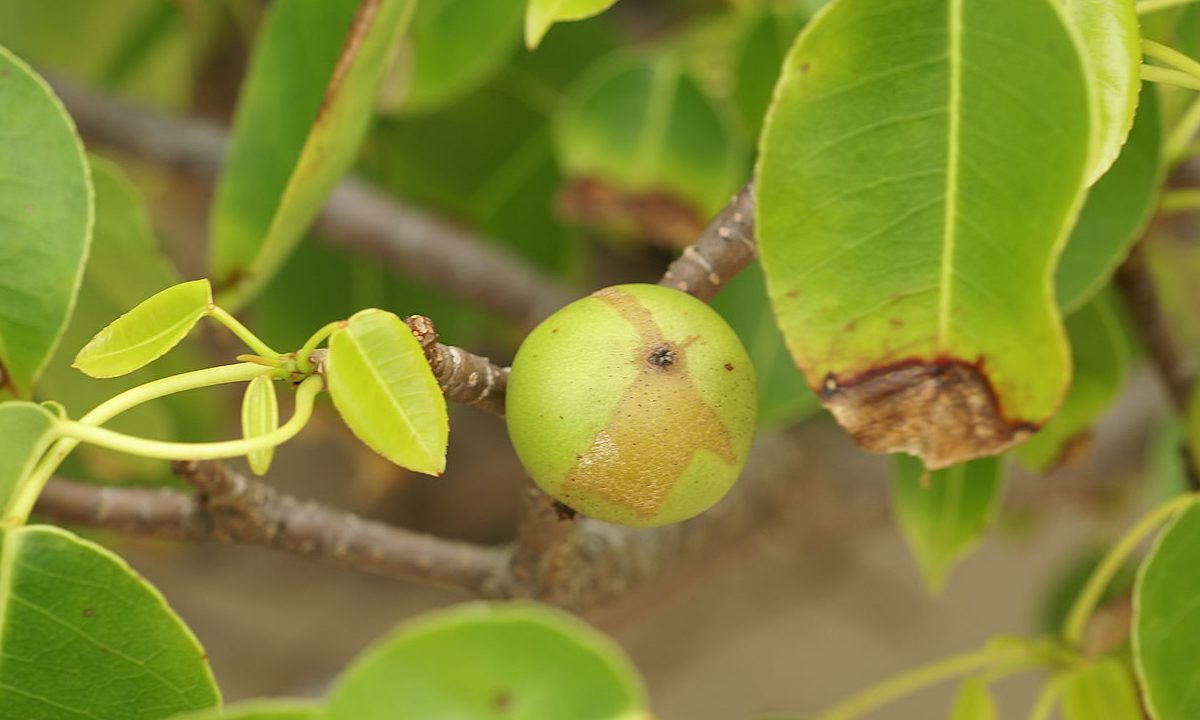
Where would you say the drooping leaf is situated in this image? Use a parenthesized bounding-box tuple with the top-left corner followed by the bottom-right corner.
(210, 0, 414, 310)
(1057, 0, 1141, 184)
(756, 0, 1093, 468)
(325, 603, 649, 720)
(949, 677, 996, 720)
(1134, 499, 1200, 719)
(0, 402, 58, 523)
(0, 46, 92, 400)
(398, 0, 524, 115)
(891, 455, 1004, 592)
(526, 0, 619, 49)
(0, 524, 220, 718)
(1013, 293, 1128, 471)
(326, 309, 448, 475)
(242, 376, 279, 476)
(554, 52, 743, 245)
(73, 279, 212, 378)
(169, 701, 321, 720)
(1060, 658, 1142, 720)
(1057, 85, 1163, 313)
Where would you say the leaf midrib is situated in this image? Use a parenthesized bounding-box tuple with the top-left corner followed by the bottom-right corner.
(78, 305, 203, 369)
(937, 0, 962, 350)
(342, 326, 437, 465)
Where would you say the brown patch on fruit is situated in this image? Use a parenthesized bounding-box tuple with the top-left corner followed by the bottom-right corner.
(557, 177, 705, 249)
(820, 358, 1037, 470)
(561, 288, 735, 518)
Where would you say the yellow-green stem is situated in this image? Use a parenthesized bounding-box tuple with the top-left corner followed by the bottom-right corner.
(208, 304, 280, 358)
(1168, 93, 1200, 164)
(296, 320, 342, 374)
(1143, 39, 1200, 84)
(1142, 64, 1200, 91)
(1062, 493, 1198, 646)
(1138, 0, 1200, 13)
(1160, 189, 1200, 214)
(1027, 676, 1062, 720)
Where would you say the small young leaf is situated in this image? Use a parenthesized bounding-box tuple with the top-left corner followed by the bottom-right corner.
(1013, 294, 1128, 471)
(169, 700, 321, 720)
(0, 46, 92, 400)
(526, 0, 619, 49)
(0, 402, 58, 523)
(242, 376, 280, 476)
(1060, 658, 1141, 720)
(891, 455, 1004, 593)
(325, 603, 648, 719)
(0, 525, 220, 719)
(949, 677, 996, 720)
(72, 279, 212, 378)
(326, 309, 448, 475)
(1134, 500, 1200, 719)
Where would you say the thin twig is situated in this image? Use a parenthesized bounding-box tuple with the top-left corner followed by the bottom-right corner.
(405, 315, 508, 416)
(659, 181, 757, 302)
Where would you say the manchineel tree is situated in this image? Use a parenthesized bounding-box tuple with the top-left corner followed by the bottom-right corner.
(4, 0, 1200, 717)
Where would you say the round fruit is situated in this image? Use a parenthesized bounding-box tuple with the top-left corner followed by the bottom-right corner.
(506, 283, 757, 527)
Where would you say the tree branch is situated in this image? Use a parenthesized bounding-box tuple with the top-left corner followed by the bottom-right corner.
(659, 181, 757, 302)
(405, 315, 509, 416)
(51, 80, 571, 328)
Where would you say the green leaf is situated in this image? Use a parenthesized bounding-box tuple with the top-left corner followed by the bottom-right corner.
(756, 0, 1093, 468)
(326, 309, 448, 475)
(891, 455, 1004, 592)
(1013, 293, 1128, 471)
(0, 524, 219, 718)
(399, 0, 524, 114)
(554, 52, 743, 221)
(72, 279, 212, 378)
(1134, 499, 1200, 719)
(325, 603, 649, 720)
(0, 46, 92, 400)
(241, 376, 279, 476)
(169, 700, 321, 720)
(0, 402, 58, 523)
(1056, 0, 1141, 184)
(210, 0, 414, 310)
(526, 0, 619, 49)
(730, 10, 801, 139)
(1060, 658, 1142, 720)
(949, 677, 996, 720)
(1057, 85, 1163, 313)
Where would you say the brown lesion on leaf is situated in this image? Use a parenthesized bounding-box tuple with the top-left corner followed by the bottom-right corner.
(819, 358, 1037, 470)
(316, 0, 384, 126)
(556, 177, 706, 250)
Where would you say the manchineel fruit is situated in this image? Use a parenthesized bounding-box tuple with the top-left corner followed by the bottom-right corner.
(506, 283, 757, 527)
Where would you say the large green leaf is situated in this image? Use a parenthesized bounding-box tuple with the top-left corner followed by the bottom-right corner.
(1057, 0, 1140, 184)
(730, 10, 802, 140)
(210, 0, 414, 310)
(170, 701, 321, 720)
(73, 279, 212, 378)
(949, 677, 996, 720)
(1134, 499, 1200, 719)
(326, 309, 448, 476)
(398, 0, 524, 115)
(325, 603, 649, 720)
(0, 402, 58, 523)
(0, 46, 92, 400)
(1060, 658, 1142, 720)
(0, 525, 219, 718)
(891, 455, 1004, 592)
(1057, 85, 1163, 313)
(525, 0, 619, 48)
(1013, 293, 1128, 471)
(756, 0, 1092, 468)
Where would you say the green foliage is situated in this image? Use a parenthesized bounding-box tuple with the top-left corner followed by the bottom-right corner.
(241, 376, 279, 476)
(0, 525, 220, 719)
(171, 701, 321, 720)
(526, 0, 620, 49)
(325, 603, 649, 719)
(949, 677, 995, 720)
(1059, 658, 1142, 720)
(1134, 499, 1200, 719)
(327, 309, 449, 476)
(890, 455, 1003, 592)
(757, 0, 1093, 467)
(73, 279, 212, 378)
(0, 403, 58, 523)
(210, 0, 413, 309)
(0, 46, 92, 400)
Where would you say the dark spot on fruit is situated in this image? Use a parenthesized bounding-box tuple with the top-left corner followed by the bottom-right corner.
(786, 289, 800, 299)
(889, 318, 904, 328)
(648, 343, 677, 368)
(493, 691, 512, 713)
(799, 61, 810, 73)
(724, 363, 734, 371)
(551, 328, 558, 334)
(81, 608, 93, 618)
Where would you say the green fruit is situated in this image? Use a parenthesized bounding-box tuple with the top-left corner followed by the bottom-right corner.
(507, 283, 757, 527)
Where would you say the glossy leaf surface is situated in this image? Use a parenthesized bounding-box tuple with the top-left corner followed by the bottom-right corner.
(0, 402, 58, 523)
(73, 279, 212, 378)
(241, 376, 279, 476)
(949, 677, 995, 720)
(756, 0, 1092, 468)
(1134, 499, 1200, 719)
(1057, 85, 1163, 312)
(891, 455, 1003, 592)
(0, 525, 219, 718)
(0, 47, 92, 399)
(325, 603, 649, 720)
(170, 701, 321, 720)
(326, 309, 448, 475)
(1060, 658, 1141, 720)
(210, 0, 413, 309)
(526, 0, 618, 48)
(1014, 294, 1127, 471)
